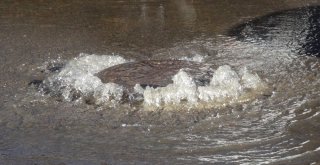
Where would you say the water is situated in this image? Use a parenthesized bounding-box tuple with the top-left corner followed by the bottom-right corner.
(38, 53, 266, 109)
(1, 1, 320, 165)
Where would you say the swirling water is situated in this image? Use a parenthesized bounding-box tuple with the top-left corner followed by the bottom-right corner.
(1, 1, 320, 165)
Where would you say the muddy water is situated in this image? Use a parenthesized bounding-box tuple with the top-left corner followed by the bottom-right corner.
(1, 0, 320, 164)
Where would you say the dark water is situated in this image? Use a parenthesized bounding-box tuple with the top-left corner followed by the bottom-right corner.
(1, 1, 320, 164)
(228, 6, 320, 57)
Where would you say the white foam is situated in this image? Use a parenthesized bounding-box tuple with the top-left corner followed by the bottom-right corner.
(240, 67, 262, 89)
(93, 83, 124, 105)
(44, 54, 266, 108)
(142, 65, 265, 107)
(45, 53, 127, 104)
(198, 65, 242, 102)
(143, 70, 198, 106)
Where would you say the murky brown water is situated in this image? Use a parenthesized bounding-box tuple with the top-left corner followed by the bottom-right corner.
(1, 1, 320, 164)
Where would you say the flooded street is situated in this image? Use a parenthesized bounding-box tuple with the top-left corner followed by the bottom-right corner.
(1, 0, 320, 164)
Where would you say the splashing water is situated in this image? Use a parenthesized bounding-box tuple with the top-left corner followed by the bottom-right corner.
(40, 54, 267, 109)
(44, 53, 127, 105)
(142, 65, 266, 108)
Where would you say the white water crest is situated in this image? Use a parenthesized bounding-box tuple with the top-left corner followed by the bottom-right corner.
(43, 54, 267, 108)
(143, 70, 198, 106)
(45, 53, 127, 104)
(142, 65, 266, 108)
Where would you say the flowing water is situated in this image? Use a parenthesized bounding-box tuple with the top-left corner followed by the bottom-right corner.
(1, 1, 320, 164)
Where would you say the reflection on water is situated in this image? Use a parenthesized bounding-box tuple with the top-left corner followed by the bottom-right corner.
(304, 6, 320, 56)
(1, 0, 320, 165)
(175, 0, 197, 29)
(228, 6, 320, 57)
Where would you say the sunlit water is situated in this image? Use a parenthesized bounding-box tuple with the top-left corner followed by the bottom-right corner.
(37, 53, 266, 110)
(1, 1, 320, 165)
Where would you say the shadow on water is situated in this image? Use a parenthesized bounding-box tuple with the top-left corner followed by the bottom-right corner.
(227, 6, 320, 57)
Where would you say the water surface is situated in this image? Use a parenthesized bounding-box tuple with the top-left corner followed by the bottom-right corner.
(1, 1, 320, 164)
